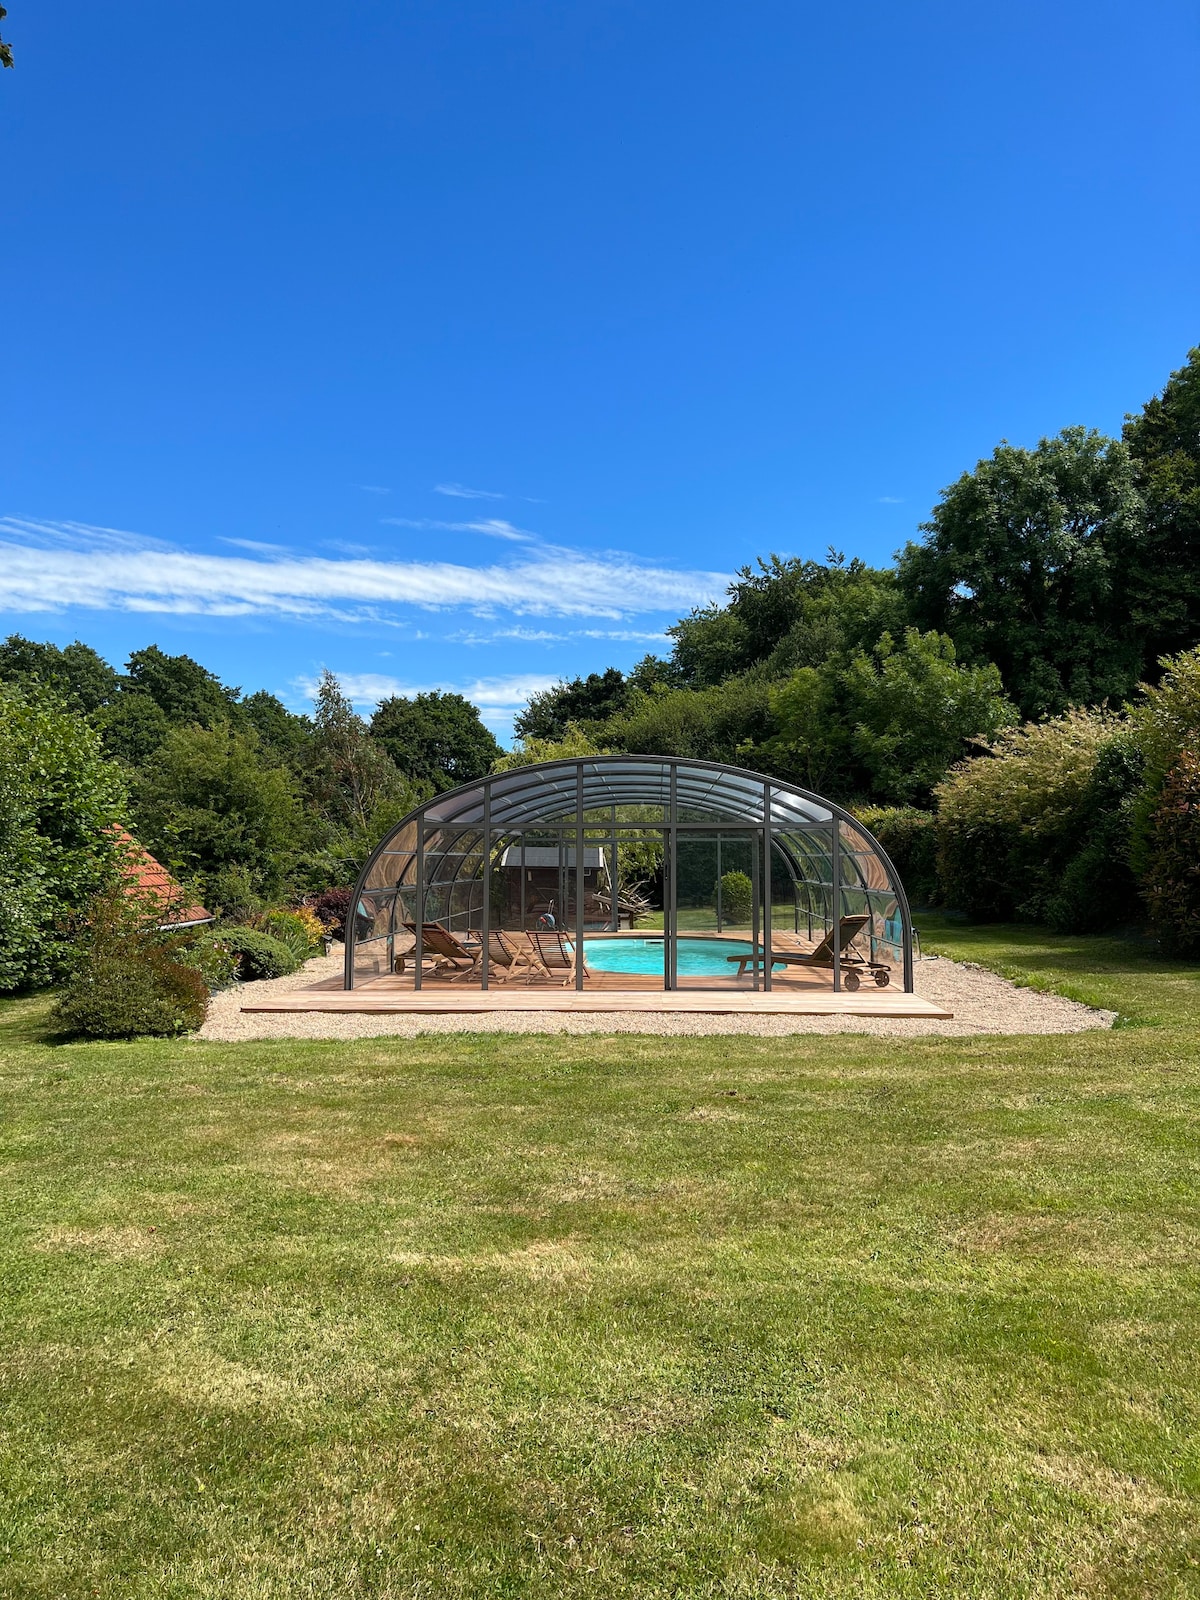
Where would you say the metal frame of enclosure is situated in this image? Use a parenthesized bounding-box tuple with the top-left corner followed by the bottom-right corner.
(344, 756, 914, 993)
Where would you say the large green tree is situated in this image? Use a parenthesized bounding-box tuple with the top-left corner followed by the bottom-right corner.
(132, 723, 308, 910)
(306, 673, 420, 876)
(0, 685, 127, 991)
(371, 691, 501, 791)
(514, 669, 631, 742)
(0, 635, 120, 714)
(898, 427, 1149, 720)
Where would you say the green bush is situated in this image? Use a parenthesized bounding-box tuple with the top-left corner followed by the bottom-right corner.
(255, 909, 322, 961)
(853, 807, 938, 905)
(174, 931, 239, 991)
(0, 684, 126, 992)
(715, 870, 754, 924)
(217, 924, 300, 980)
(934, 711, 1121, 920)
(1140, 750, 1200, 954)
(50, 892, 209, 1039)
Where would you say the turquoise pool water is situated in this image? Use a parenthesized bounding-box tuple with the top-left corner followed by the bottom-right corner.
(582, 936, 756, 977)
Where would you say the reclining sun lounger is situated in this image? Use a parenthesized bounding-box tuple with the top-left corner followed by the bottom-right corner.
(398, 920, 479, 976)
(726, 914, 890, 990)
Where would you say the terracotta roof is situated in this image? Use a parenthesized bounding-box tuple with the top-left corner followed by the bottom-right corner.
(111, 827, 213, 928)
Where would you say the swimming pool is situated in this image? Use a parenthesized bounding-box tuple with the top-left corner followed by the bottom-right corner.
(582, 936, 756, 977)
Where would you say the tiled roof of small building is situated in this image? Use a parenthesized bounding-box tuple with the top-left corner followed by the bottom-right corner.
(112, 826, 212, 928)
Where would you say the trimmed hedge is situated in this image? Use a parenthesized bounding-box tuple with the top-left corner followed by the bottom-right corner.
(217, 924, 300, 980)
(715, 870, 753, 924)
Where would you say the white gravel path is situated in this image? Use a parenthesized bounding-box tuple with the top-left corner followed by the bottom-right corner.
(196, 945, 1116, 1041)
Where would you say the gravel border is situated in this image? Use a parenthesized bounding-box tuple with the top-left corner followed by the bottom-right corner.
(195, 946, 1116, 1041)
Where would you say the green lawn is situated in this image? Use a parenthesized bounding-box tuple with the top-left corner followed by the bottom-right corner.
(2, 928, 1200, 1597)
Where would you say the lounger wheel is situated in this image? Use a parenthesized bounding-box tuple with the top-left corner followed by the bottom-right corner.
(842, 970, 860, 992)
(874, 968, 890, 987)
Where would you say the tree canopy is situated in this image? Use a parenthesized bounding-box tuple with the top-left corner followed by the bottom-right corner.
(370, 691, 501, 792)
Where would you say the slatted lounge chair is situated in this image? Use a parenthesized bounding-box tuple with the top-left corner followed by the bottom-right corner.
(530, 927, 589, 986)
(726, 914, 889, 990)
(460, 929, 540, 984)
(397, 921, 479, 976)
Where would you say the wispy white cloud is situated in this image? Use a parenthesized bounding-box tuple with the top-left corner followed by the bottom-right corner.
(293, 670, 559, 723)
(382, 516, 535, 543)
(356, 484, 391, 495)
(0, 517, 726, 624)
(877, 496, 904, 504)
(434, 483, 504, 501)
(219, 537, 291, 554)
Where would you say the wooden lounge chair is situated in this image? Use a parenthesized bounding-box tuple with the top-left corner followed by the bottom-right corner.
(727, 914, 890, 990)
(461, 929, 540, 984)
(397, 921, 479, 976)
(530, 927, 589, 986)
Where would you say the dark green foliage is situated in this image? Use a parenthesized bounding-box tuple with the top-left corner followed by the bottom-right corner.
(371, 690, 502, 791)
(124, 644, 239, 728)
(853, 807, 939, 906)
(1140, 750, 1200, 954)
(716, 870, 753, 924)
(898, 428, 1148, 720)
(94, 692, 172, 766)
(0, 685, 126, 993)
(215, 924, 300, 980)
(1122, 348, 1200, 668)
(51, 892, 209, 1039)
(669, 554, 904, 688)
(514, 669, 631, 742)
(132, 722, 308, 906)
(0, 635, 120, 713)
(238, 690, 313, 763)
(173, 930, 238, 992)
(1045, 738, 1145, 933)
(767, 629, 1015, 805)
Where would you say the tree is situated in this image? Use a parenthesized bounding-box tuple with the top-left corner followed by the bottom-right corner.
(0, 635, 120, 713)
(1122, 347, 1200, 667)
(514, 669, 631, 742)
(131, 723, 307, 910)
(1, 6, 12, 70)
(238, 690, 313, 766)
(124, 644, 240, 727)
(306, 673, 419, 874)
(898, 428, 1147, 720)
(841, 629, 1015, 805)
(667, 554, 904, 687)
(371, 691, 501, 791)
(0, 684, 127, 991)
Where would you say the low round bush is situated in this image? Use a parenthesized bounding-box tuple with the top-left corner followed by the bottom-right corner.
(52, 946, 209, 1039)
(174, 931, 239, 991)
(255, 909, 321, 962)
(217, 924, 300, 980)
(715, 869, 753, 924)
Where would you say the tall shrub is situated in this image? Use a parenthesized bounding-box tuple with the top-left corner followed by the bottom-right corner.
(51, 890, 209, 1039)
(854, 807, 938, 906)
(934, 711, 1121, 921)
(0, 685, 126, 991)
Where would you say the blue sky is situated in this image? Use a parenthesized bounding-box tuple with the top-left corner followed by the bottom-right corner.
(2, 0, 1197, 741)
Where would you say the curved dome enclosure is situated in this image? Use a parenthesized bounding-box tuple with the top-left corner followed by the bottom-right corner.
(345, 757, 914, 994)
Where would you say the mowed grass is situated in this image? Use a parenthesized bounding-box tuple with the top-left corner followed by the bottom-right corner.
(2, 932, 1200, 1597)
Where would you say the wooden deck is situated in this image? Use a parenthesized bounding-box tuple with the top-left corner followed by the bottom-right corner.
(242, 929, 949, 1019)
(243, 987, 950, 1018)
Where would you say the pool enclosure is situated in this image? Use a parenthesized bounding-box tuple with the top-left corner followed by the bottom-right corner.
(345, 756, 914, 993)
